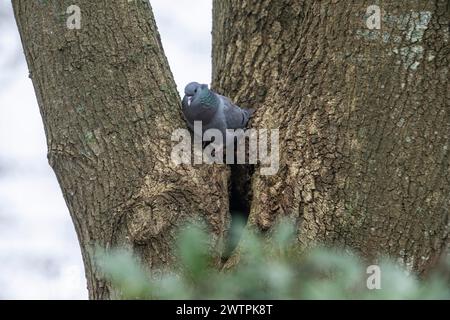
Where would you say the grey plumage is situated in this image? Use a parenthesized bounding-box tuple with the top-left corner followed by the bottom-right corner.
(181, 82, 253, 142)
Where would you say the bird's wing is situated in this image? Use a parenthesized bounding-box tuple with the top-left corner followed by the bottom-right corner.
(218, 94, 252, 129)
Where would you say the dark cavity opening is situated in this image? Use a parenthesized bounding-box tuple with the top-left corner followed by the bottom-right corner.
(222, 137, 255, 260)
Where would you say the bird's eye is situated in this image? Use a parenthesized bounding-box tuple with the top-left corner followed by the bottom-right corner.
(194, 89, 197, 93)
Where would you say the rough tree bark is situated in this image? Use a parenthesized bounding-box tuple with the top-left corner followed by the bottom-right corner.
(213, 0, 449, 273)
(12, 0, 230, 299)
(13, 0, 449, 299)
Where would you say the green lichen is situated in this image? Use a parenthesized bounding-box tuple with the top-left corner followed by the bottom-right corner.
(405, 11, 432, 43)
(75, 104, 85, 113)
(84, 131, 94, 141)
(357, 11, 432, 46)
(392, 45, 424, 71)
(356, 29, 380, 41)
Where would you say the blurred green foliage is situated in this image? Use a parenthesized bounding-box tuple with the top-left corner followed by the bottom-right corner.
(95, 220, 450, 299)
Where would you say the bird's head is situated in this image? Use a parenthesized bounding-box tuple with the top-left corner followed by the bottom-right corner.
(182, 82, 219, 110)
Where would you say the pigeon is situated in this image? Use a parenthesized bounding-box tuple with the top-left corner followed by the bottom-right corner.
(181, 82, 254, 146)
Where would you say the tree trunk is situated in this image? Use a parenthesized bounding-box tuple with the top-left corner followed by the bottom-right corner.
(13, 0, 449, 299)
(213, 0, 449, 273)
(12, 0, 230, 299)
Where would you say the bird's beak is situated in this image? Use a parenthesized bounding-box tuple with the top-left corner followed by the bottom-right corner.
(187, 96, 192, 106)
